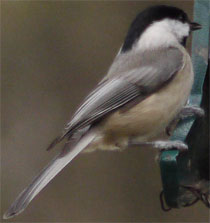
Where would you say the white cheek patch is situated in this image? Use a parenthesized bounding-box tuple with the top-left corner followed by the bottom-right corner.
(167, 19, 190, 39)
(135, 18, 190, 51)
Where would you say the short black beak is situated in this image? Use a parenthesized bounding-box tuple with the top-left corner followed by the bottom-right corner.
(190, 22, 202, 31)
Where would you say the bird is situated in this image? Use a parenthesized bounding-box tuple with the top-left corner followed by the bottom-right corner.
(4, 5, 202, 219)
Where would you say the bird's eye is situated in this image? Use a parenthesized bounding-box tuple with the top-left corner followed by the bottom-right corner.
(178, 14, 186, 22)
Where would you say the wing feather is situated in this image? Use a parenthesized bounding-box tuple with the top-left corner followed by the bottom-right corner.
(67, 78, 141, 131)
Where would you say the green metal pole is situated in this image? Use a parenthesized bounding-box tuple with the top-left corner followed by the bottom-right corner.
(159, 0, 209, 209)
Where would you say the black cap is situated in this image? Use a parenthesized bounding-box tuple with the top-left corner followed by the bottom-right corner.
(122, 5, 199, 53)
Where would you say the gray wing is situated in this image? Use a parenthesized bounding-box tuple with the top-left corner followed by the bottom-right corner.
(47, 47, 183, 150)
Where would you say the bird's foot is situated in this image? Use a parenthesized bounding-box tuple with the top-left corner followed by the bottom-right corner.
(179, 105, 204, 119)
(129, 140, 188, 152)
(165, 105, 204, 136)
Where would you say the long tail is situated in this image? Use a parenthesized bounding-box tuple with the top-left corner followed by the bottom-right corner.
(3, 130, 96, 219)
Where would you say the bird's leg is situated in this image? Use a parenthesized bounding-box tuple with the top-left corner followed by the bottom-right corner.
(128, 139, 188, 152)
(165, 119, 178, 136)
(166, 105, 204, 136)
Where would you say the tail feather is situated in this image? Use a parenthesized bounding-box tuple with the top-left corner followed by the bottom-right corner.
(3, 130, 96, 219)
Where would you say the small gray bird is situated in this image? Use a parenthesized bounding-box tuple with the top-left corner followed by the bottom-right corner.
(4, 5, 202, 219)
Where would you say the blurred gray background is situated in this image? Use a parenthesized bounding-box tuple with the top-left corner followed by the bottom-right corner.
(1, 1, 209, 222)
